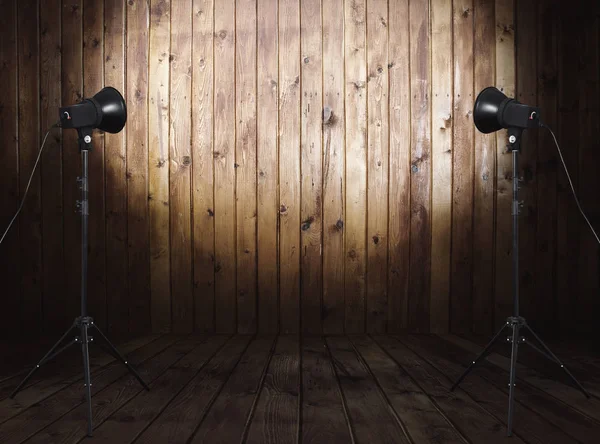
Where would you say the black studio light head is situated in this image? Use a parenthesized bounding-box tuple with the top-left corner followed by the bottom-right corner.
(473, 86, 541, 134)
(59, 86, 127, 134)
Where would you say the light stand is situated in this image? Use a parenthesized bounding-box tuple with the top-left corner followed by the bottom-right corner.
(450, 127, 590, 436)
(10, 89, 149, 437)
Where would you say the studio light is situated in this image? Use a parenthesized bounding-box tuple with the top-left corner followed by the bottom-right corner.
(473, 86, 541, 134)
(59, 86, 127, 134)
(451, 86, 589, 437)
(11, 87, 147, 439)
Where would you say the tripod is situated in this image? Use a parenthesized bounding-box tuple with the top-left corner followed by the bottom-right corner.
(450, 128, 590, 436)
(10, 128, 149, 437)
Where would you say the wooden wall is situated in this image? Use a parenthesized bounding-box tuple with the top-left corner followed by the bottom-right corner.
(0, 0, 598, 337)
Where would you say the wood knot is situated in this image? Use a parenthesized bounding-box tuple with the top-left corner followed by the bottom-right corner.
(280, 205, 287, 214)
(244, 249, 250, 254)
(377, 66, 383, 74)
(348, 249, 357, 259)
(335, 219, 344, 231)
(304, 56, 309, 64)
(301, 216, 315, 231)
(182, 156, 191, 166)
(207, 208, 214, 217)
(218, 30, 227, 39)
(372, 235, 380, 245)
(462, 8, 470, 18)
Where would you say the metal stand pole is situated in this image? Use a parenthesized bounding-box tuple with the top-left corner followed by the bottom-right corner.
(450, 128, 589, 437)
(10, 129, 149, 438)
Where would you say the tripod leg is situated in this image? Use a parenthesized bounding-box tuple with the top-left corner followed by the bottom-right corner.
(90, 323, 149, 391)
(81, 323, 93, 437)
(451, 322, 507, 391)
(524, 325, 590, 399)
(507, 322, 520, 437)
(10, 322, 76, 398)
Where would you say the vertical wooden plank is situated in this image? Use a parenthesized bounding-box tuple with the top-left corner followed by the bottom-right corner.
(322, 0, 345, 334)
(40, 0, 64, 333)
(493, 0, 515, 329)
(83, 0, 106, 330)
(472, 0, 496, 335)
(430, 0, 453, 334)
(344, 0, 367, 334)
(366, 0, 389, 333)
(148, 0, 171, 333)
(556, 1, 579, 335)
(387, 0, 411, 333)
(214, 0, 237, 333)
(170, 0, 193, 333)
(515, 0, 538, 326)
(279, 0, 301, 334)
(450, 0, 475, 334)
(257, 0, 279, 334)
(17, 0, 41, 334)
(126, 0, 151, 334)
(534, 0, 558, 334)
(104, 0, 128, 335)
(236, 0, 258, 334)
(192, 0, 215, 333)
(576, 2, 599, 335)
(408, 0, 431, 332)
(300, 0, 323, 334)
(0, 0, 20, 337)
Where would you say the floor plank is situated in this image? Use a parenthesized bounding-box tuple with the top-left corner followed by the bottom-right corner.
(133, 335, 251, 444)
(0, 335, 160, 401)
(188, 336, 276, 443)
(23, 336, 209, 444)
(245, 336, 300, 444)
(373, 335, 524, 444)
(445, 334, 600, 422)
(86, 335, 229, 443)
(403, 334, 586, 444)
(0, 335, 179, 444)
(301, 337, 353, 444)
(351, 335, 466, 444)
(327, 336, 409, 444)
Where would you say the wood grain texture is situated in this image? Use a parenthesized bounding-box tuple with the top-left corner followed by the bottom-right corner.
(170, 0, 193, 333)
(0, 0, 20, 337)
(40, 0, 64, 333)
(387, 0, 411, 333)
(351, 335, 466, 444)
(300, 0, 323, 335)
(430, 0, 453, 335)
(104, 0, 129, 335)
(126, 0, 151, 334)
(327, 336, 410, 443)
(321, 0, 345, 335)
(493, 0, 516, 329)
(89, 335, 227, 443)
(18, 0, 42, 334)
(190, 336, 275, 443)
(301, 336, 353, 444)
(134, 335, 251, 444)
(377, 335, 527, 444)
(450, 0, 475, 334)
(534, 0, 558, 334)
(256, 0, 279, 334)
(344, 0, 367, 334)
(148, 0, 172, 333)
(278, 0, 301, 334)
(515, 0, 538, 327)
(214, 0, 237, 334)
(83, 0, 107, 330)
(192, 0, 215, 333)
(236, 0, 258, 334)
(408, 0, 432, 333)
(366, 0, 389, 334)
(472, 0, 496, 335)
(245, 336, 300, 444)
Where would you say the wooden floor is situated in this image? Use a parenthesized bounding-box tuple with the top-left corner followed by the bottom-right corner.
(0, 333, 599, 443)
